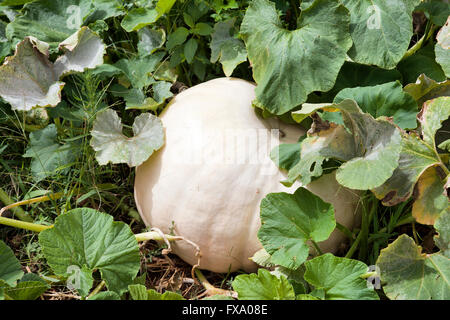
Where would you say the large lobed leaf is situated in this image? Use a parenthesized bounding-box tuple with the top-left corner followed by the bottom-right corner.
(0, 240, 23, 288)
(258, 187, 336, 269)
(38, 208, 141, 296)
(372, 97, 449, 224)
(340, 0, 421, 69)
(240, 0, 352, 114)
(23, 124, 76, 182)
(90, 109, 164, 167)
(289, 99, 402, 190)
(0, 27, 105, 111)
(5, 0, 93, 48)
(334, 81, 418, 129)
(232, 269, 295, 300)
(304, 254, 379, 300)
(376, 234, 450, 300)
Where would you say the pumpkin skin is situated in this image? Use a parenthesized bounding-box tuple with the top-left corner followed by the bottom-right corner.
(134, 77, 360, 273)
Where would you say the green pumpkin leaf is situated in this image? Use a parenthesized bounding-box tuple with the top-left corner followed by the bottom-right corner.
(327, 61, 403, 97)
(210, 18, 247, 77)
(397, 43, 446, 84)
(372, 132, 441, 206)
(114, 51, 165, 89)
(270, 142, 302, 172)
(128, 284, 185, 300)
(232, 269, 295, 300)
(0, 20, 11, 60)
(403, 74, 450, 107)
(340, 0, 421, 69)
(435, 17, 450, 78)
(5, 0, 93, 49)
(0, 241, 23, 287)
(121, 8, 158, 32)
(5, 279, 50, 300)
(241, 0, 352, 114)
(38, 208, 141, 295)
(166, 27, 189, 50)
(23, 124, 76, 182)
(192, 22, 213, 36)
(334, 81, 418, 129)
(304, 253, 379, 300)
(184, 38, 198, 64)
(372, 97, 449, 207)
(90, 109, 164, 167)
(415, 0, 450, 26)
(376, 234, 450, 300)
(87, 291, 121, 300)
(258, 187, 336, 269)
(121, 0, 176, 32)
(289, 100, 402, 190)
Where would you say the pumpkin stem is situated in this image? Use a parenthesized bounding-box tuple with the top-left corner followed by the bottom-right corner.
(194, 268, 237, 299)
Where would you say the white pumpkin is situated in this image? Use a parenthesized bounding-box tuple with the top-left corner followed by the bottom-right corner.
(134, 77, 360, 273)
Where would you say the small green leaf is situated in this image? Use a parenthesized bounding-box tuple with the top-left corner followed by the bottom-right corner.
(90, 109, 164, 167)
(241, 0, 352, 114)
(192, 22, 213, 36)
(166, 27, 189, 50)
(258, 187, 336, 269)
(38, 208, 141, 295)
(23, 124, 76, 182)
(210, 18, 247, 77)
(334, 81, 418, 129)
(376, 234, 450, 300)
(304, 253, 379, 300)
(184, 38, 198, 64)
(0, 240, 23, 287)
(232, 269, 295, 300)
